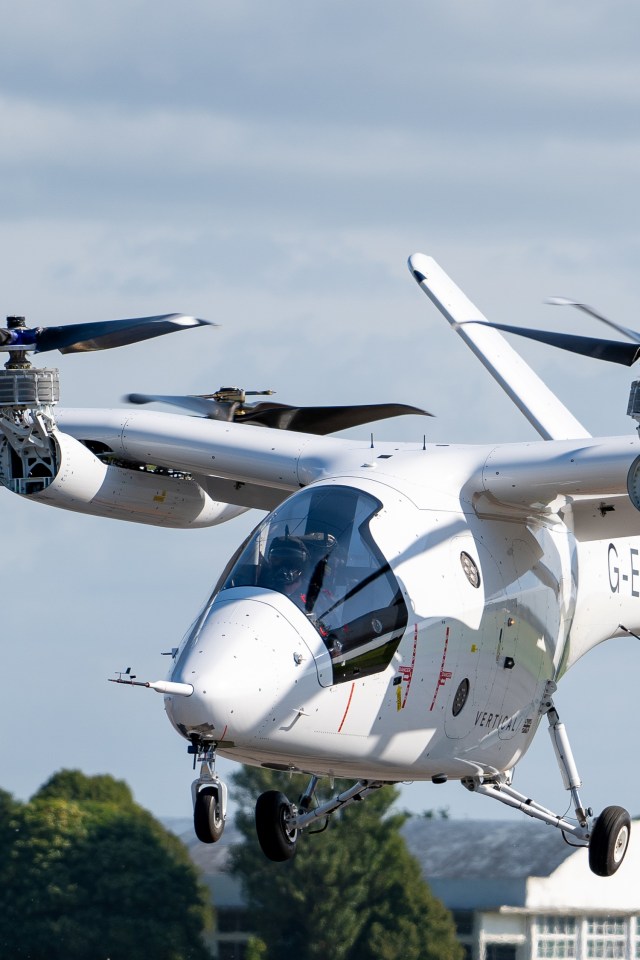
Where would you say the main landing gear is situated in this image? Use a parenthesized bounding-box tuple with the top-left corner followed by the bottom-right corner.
(461, 682, 631, 878)
(254, 777, 385, 862)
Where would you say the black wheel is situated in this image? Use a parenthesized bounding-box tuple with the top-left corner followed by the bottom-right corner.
(194, 787, 225, 844)
(255, 790, 298, 862)
(588, 805, 631, 877)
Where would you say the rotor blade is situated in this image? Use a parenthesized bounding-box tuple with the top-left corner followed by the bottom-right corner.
(466, 321, 640, 367)
(237, 402, 432, 434)
(35, 314, 214, 355)
(126, 393, 234, 419)
(125, 394, 432, 433)
(546, 298, 640, 343)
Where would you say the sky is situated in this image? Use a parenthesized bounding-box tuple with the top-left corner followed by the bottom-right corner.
(2, 0, 640, 833)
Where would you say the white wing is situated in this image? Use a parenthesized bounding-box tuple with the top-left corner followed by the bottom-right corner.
(26, 407, 386, 525)
(2, 256, 638, 533)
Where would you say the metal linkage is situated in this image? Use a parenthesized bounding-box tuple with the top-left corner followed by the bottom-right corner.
(0, 407, 58, 495)
(298, 775, 320, 811)
(546, 704, 590, 827)
(0, 359, 60, 496)
(463, 775, 590, 843)
(288, 779, 384, 832)
(461, 683, 592, 844)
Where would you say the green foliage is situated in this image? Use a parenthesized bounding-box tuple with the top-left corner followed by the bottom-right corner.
(0, 772, 212, 960)
(229, 766, 464, 960)
(0, 787, 20, 853)
(245, 937, 269, 960)
(35, 768, 135, 808)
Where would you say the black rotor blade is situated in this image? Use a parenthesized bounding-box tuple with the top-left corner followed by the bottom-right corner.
(236, 402, 432, 434)
(35, 314, 214, 355)
(125, 394, 431, 434)
(467, 321, 640, 367)
(547, 298, 640, 343)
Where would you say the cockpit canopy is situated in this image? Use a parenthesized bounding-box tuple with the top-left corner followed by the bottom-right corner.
(218, 485, 408, 683)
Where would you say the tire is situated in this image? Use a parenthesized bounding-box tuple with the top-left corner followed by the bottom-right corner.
(255, 790, 298, 862)
(194, 787, 225, 844)
(588, 805, 631, 877)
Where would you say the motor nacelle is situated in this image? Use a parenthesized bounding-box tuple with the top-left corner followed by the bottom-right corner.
(0, 428, 245, 528)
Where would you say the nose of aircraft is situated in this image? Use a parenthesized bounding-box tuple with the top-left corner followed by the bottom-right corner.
(164, 594, 321, 745)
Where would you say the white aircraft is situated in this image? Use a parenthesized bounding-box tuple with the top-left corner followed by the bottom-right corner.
(2, 256, 639, 875)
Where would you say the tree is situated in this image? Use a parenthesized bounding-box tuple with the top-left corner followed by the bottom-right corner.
(36, 768, 136, 807)
(229, 766, 464, 960)
(0, 770, 212, 960)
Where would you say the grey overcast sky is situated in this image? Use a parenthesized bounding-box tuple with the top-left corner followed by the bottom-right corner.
(2, 0, 640, 827)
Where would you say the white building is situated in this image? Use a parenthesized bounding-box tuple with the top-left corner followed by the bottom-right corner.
(403, 818, 640, 959)
(167, 816, 640, 960)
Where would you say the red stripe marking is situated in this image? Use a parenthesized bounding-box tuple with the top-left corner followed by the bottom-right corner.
(401, 624, 419, 708)
(338, 682, 355, 733)
(430, 626, 451, 712)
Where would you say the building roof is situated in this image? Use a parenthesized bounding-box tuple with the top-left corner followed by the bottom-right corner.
(403, 817, 575, 878)
(167, 811, 640, 913)
(165, 814, 584, 911)
(401, 818, 579, 910)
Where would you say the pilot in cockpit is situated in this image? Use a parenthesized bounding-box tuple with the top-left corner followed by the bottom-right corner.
(263, 536, 311, 607)
(262, 535, 348, 656)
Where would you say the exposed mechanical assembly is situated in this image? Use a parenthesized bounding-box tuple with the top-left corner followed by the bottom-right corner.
(0, 319, 60, 496)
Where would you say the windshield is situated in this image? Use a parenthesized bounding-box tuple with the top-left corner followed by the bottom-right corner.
(219, 485, 408, 683)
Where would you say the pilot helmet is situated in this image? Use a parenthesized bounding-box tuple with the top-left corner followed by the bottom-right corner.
(268, 536, 309, 585)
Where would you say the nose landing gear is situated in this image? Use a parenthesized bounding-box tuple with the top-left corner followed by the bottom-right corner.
(190, 748, 228, 845)
(194, 784, 225, 844)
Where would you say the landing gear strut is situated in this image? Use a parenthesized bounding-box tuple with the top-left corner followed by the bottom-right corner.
(461, 683, 631, 877)
(191, 748, 227, 845)
(254, 778, 384, 862)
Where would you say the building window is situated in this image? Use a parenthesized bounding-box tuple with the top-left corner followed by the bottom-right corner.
(533, 916, 577, 958)
(217, 907, 251, 934)
(585, 917, 626, 958)
(452, 910, 474, 936)
(485, 946, 518, 960)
